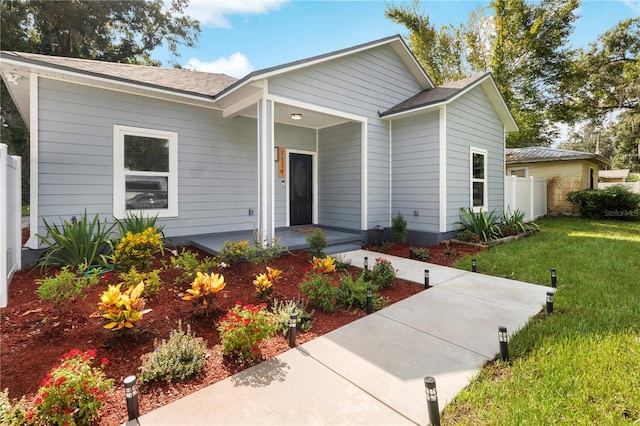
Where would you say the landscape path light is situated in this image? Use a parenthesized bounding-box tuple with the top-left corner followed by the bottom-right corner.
(124, 375, 139, 421)
(424, 376, 441, 426)
(472, 258, 477, 273)
(289, 313, 297, 348)
(424, 269, 430, 289)
(551, 268, 557, 288)
(366, 286, 373, 314)
(498, 326, 509, 361)
(546, 291, 554, 314)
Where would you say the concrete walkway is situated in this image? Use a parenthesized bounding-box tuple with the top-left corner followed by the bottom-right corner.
(138, 250, 549, 425)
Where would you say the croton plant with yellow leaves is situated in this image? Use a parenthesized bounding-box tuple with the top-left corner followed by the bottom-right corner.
(96, 281, 151, 331)
(253, 267, 282, 298)
(183, 271, 226, 315)
(311, 256, 336, 274)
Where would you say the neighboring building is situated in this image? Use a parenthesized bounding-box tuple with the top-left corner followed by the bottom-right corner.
(598, 169, 630, 183)
(506, 147, 610, 214)
(1, 35, 517, 248)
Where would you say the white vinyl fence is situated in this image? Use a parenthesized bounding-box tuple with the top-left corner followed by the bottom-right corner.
(505, 175, 547, 222)
(1, 144, 22, 308)
(599, 181, 640, 193)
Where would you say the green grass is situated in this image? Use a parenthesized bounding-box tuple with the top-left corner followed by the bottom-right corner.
(444, 216, 640, 425)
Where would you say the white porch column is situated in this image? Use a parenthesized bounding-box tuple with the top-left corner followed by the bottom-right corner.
(257, 97, 275, 243)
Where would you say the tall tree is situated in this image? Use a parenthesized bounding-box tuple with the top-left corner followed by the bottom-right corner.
(386, 0, 579, 147)
(0, 0, 200, 203)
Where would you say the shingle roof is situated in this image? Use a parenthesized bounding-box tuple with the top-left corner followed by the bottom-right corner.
(599, 169, 630, 179)
(0, 51, 237, 98)
(505, 146, 610, 167)
(380, 74, 488, 117)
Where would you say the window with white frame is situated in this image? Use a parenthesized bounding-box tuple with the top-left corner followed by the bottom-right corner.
(470, 147, 487, 212)
(113, 125, 178, 219)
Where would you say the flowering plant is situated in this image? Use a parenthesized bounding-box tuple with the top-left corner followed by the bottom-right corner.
(111, 227, 164, 272)
(26, 349, 113, 425)
(182, 271, 226, 315)
(299, 272, 339, 313)
(97, 281, 150, 331)
(253, 267, 282, 298)
(217, 303, 277, 362)
(311, 256, 336, 274)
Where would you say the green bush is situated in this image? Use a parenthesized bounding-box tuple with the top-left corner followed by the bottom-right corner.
(370, 258, 396, 289)
(165, 248, 219, 285)
(37, 266, 98, 310)
(306, 229, 327, 258)
(0, 389, 28, 426)
(271, 298, 315, 334)
(567, 185, 640, 220)
(36, 211, 115, 267)
(338, 274, 387, 311)
(330, 254, 352, 272)
(139, 321, 207, 384)
(218, 303, 277, 362)
(391, 213, 408, 242)
(502, 208, 539, 235)
(217, 240, 255, 265)
(116, 212, 164, 236)
(299, 272, 339, 313)
(110, 228, 164, 272)
(119, 267, 164, 297)
(456, 208, 503, 243)
(413, 247, 431, 261)
(251, 231, 287, 264)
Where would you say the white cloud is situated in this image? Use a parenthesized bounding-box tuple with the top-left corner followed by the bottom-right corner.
(185, 0, 290, 28)
(622, 0, 640, 15)
(185, 52, 253, 78)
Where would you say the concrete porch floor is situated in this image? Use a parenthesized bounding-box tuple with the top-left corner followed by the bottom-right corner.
(172, 227, 362, 255)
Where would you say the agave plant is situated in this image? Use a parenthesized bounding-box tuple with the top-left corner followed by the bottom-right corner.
(456, 208, 503, 243)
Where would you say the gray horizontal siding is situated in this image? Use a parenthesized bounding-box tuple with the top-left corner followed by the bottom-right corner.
(445, 85, 505, 230)
(318, 122, 361, 230)
(391, 112, 440, 232)
(37, 78, 259, 239)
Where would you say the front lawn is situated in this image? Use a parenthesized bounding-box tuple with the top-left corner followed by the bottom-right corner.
(445, 216, 640, 424)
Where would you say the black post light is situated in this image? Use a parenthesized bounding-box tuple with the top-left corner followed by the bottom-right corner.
(124, 375, 139, 421)
(498, 326, 509, 361)
(366, 286, 373, 314)
(472, 258, 477, 273)
(409, 245, 414, 259)
(546, 291, 554, 314)
(289, 313, 297, 348)
(364, 256, 369, 270)
(551, 268, 557, 288)
(424, 376, 441, 426)
(424, 269, 430, 289)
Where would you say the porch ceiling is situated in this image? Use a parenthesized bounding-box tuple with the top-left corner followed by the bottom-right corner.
(236, 101, 351, 129)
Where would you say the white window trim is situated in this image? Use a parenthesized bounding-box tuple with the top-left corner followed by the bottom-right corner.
(470, 147, 488, 213)
(113, 125, 178, 219)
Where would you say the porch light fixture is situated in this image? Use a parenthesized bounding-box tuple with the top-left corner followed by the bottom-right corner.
(424, 376, 441, 426)
(290, 113, 302, 120)
(498, 326, 509, 361)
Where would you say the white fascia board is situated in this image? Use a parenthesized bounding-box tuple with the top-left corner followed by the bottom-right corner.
(267, 94, 368, 123)
(222, 90, 262, 118)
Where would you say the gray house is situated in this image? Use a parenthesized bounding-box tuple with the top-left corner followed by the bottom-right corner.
(0, 35, 517, 250)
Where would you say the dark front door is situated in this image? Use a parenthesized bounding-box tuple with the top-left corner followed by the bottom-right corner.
(290, 153, 313, 226)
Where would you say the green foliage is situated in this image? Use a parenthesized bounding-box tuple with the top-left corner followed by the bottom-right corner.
(217, 240, 255, 265)
(217, 303, 277, 362)
(370, 258, 396, 290)
(306, 229, 327, 258)
(456, 208, 503, 243)
(37, 266, 98, 310)
(271, 298, 315, 334)
(251, 231, 287, 265)
(337, 274, 387, 311)
(119, 267, 164, 297)
(299, 272, 339, 313)
(330, 254, 352, 272)
(567, 185, 640, 220)
(139, 321, 207, 385)
(111, 227, 164, 272)
(97, 282, 149, 331)
(502, 208, 540, 235)
(0, 389, 28, 426)
(36, 211, 115, 268)
(28, 349, 113, 426)
(391, 213, 408, 243)
(116, 212, 164, 236)
(412, 247, 431, 261)
(165, 248, 219, 285)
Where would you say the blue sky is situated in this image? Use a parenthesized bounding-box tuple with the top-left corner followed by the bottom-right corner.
(154, 0, 640, 78)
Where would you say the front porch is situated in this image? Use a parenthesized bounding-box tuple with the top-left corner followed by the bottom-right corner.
(171, 226, 362, 256)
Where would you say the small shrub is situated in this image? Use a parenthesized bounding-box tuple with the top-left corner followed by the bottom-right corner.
(116, 212, 164, 236)
(311, 256, 336, 274)
(97, 282, 150, 331)
(338, 274, 387, 311)
(218, 303, 277, 362)
(36, 211, 115, 267)
(370, 258, 396, 289)
(37, 266, 99, 310)
(165, 248, 219, 285)
(111, 227, 164, 272)
(0, 389, 28, 426)
(139, 321, 207, 385)
(271, 298, 315, 334)
(251, 231, 287, 264)
(442, 241, 456, 257)
(391, 213, 408, 242)
(456, 229, 482, 243)
(299, 272, 339, 313)
(413, 247, 431, 261)
(218, 240, 255, 265)
(182, 271, 226, 316)
(253, 267, 281, 298)
(567, 185, 640, 220)
(456, 208, 503, 243)
(502, 208, 539, 235)
(306, 229, 327, 258)
(119, 268, 164, 297)
(331, 254, 352, 272)
(27, 349, 113, 425)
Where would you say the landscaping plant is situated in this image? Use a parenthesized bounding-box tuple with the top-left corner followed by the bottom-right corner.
(338, 274, 387, 311)
(217, 240, 255, 265)
(110, 227, 164, 272)
(217, 303, 277, 362)
(412, 247, 431, 261)
(271, 298, 315, 334)
(330, 254, 352, 272)
(36, 211, 114, 267)
(311, 256, 336, 274)
(253, 267, 282, 298)
(115, 212, 165, 236)
(0, 389, 28, 426)
(370, 258, 396, 289)
(119, 267, 164, 297)
(502, 208, 539, 235)
(182, 271, 226, 316)
(139, 321, 207, 385)
(299, 271, 339, 313)
(391, 213, 408, 242)
(306, 228, 327, 258)
(37, 266, 99, 311)
(26, 349, 113, 425)
(251, 231, 287, 264)
(567, 185, 640, 220)
(165, 248, 219, 285)
(456, 207, 503, 243)
(97, 282, 150, 331)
